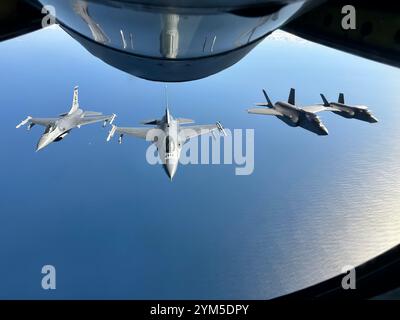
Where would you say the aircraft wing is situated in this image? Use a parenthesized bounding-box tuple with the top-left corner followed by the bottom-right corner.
(247, 108, 283, 116)
(180, 124, 219, 140)
(302, 105, 340, 113)
(107, 125, 154, 141)
(16, 116, 58, 128)
(77, 113, 115, 126)
(353, 105, 369, 110)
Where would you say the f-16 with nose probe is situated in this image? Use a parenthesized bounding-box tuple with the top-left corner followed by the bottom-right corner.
(16, 86, 116, 151)
(106, 91, 226, 180)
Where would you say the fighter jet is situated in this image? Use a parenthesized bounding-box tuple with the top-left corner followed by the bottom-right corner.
(247, 88, 337, 136)
(320, 93, 378, 123)
(16, 86, 116, 151)
(106, 105, 226, 180)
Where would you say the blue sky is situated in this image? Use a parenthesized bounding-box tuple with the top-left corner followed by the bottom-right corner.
(0, 26, 399, 299)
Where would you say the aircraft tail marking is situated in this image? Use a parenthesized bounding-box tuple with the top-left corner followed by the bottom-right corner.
(69, 86, 79, 114)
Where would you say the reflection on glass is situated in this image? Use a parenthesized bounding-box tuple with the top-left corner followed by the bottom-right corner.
(73, 0, 109, 44)
(36, 0, 307, 81)
(160, 14, 180, 59)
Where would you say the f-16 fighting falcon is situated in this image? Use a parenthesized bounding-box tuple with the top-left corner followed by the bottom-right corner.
(16, 86, 116, 151)
(320, 93, 378, 123)
(106, 100, 226, 180)
(247, 88, 337, 136)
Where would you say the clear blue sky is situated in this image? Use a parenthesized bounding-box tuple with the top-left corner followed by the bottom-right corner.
(0, 26, 399, 299)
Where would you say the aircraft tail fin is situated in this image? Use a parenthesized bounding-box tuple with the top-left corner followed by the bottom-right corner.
(164, 84, 172, 124)
(320, 94, 330, 107)
(165, 107, 172, 124)
(288, 88, 295, 105)
(141, 119, 159, 125)
(338, 93, 345, 104)
(69, 86, 79, 114)
(262, 89, 274, 108)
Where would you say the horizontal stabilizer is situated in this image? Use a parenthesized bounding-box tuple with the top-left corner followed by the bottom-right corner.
(176, 118, 194, 125)
(83, 111, 103, 116)
(247, 108, 283, 116)
(255, 103, 271, 107)
(140, 119, 159, 125)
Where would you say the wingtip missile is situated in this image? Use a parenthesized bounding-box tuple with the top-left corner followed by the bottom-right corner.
(103, 113, 117, 127)
(106, 125, 117, 142)
(16, 116, 32, 129)
(216, 121, 227, 136)
(110, 113, 116, 125)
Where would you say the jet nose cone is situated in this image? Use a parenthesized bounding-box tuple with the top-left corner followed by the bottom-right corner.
(36, 135, 51, 152)
(370, 116, 378, 123)
(317, 123, 329, 136)
(163, 161, 178, 180)
(321, 126, 329, 135)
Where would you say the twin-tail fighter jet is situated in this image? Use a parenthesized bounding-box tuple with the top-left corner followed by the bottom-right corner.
(247, 88, 334, 136)
(247, 88, 378, 135)
(320, 93, 378, 123)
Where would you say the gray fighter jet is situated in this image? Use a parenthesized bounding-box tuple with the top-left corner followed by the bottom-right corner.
(247, 88, 336, 136)
(106, 105, 226, 180)
(16, 86, 116, 151)
(320, 93, 378, 123)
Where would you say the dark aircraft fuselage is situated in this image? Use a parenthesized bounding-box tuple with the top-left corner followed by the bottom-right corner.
(329, 103, 378, 123)
(274, 101, 329, 136)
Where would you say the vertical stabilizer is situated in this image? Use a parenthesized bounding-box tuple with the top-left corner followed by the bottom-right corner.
(338, 93, 345, 104)
(320, 94, 330, 106)
(164, 85, 171, 124)
(262, 89, 274, 108)
(165, 107, 172, 124)
(288, 88, 295, 105)
(69, 86, 79, 114)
